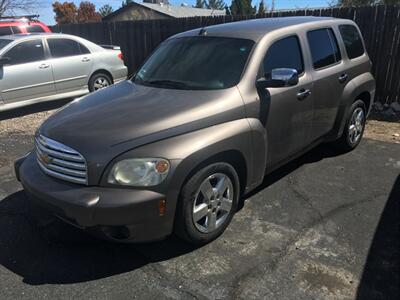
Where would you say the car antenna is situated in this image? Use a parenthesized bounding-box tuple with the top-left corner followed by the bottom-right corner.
(199, 8, 216, 36)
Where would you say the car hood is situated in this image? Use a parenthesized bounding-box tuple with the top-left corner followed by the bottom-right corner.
(40, 80, 245, 164)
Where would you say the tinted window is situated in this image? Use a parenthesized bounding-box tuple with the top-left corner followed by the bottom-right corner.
(5, 39, 45, 65)
(47, 38, 88, 58)
(0, 27, 12, 36)
(339, 25, 364, 59)
(134, 37, 254, 90)
(307, 28, 341, 69)
(263, 35, 304, 76)
(10, 26, 22, 34)
(26, 25, 45, 33)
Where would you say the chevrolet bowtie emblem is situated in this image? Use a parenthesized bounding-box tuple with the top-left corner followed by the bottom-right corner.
(39, 153, 53, 165)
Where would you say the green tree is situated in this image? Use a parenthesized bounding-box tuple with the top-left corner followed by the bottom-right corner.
(334, 0, 379, 6)
(208, 0, 226, 9)
(230, 0, 255, 16)
(99, 4, 113, 17)
(195, 0, 206, 8)
(257, 0, 266, 14)
(121, 0, 133, 7)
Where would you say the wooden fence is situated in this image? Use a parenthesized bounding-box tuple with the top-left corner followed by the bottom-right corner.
(51, 5, 400, 106)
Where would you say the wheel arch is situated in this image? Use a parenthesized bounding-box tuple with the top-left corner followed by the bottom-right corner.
(89, 69, 114, 84)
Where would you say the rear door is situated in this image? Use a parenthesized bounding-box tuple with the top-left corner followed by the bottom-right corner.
(306, 28, 346, 140)
(46, 38, 93, 93)
(258, 35, 314, 165)
(0, 38, 55, 103)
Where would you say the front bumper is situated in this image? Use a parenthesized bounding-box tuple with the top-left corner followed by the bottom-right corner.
(17, 153, 173, 242)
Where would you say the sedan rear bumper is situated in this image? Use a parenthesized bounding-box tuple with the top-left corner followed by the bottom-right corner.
(17, 153, 172, 242)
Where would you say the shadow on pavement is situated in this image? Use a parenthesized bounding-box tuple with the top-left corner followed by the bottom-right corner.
(0, 191, 199, 285)
(0, 142, 344, 285)
(0, 98, 73, 121)
(356, 174, 400, 299)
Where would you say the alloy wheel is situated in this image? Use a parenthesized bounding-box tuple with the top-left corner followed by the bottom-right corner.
(348, 107, 365, 144)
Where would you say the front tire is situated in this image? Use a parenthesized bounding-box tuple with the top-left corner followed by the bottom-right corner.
(336, 100, 366, 152)
(89, 72, 112, 92)
(174, 163, 240, 245)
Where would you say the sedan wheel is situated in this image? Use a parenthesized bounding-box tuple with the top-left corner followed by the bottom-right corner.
(93, 76, 110, 91)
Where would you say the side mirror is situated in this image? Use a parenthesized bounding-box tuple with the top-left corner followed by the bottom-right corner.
(0, 57, 10, 67)
(256, 68, 299, 89)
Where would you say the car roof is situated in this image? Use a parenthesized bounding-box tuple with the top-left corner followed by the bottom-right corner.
(172, 16, 348, 41)
(0, 33, 77, 41)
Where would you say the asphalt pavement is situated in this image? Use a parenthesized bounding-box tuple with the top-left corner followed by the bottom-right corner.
(0, 129, 399, 299)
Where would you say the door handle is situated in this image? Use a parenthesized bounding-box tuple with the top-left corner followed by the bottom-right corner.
(38, 63, 50, 69)
(297, 88, 311, 100)
(338, 73, 348, 83)
(81, 57, 91, 62)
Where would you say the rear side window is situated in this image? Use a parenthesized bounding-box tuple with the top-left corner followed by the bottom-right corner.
(26, 25, 46, 33)
(0, 26, 13, 36)
(262, 35, 304, 76)
(10, 26, 22, 34)
(307, 28, 341, 69)
(5, 39, 45, 65)
(339, 25, 364, 59)
(47, 38, 90, 58)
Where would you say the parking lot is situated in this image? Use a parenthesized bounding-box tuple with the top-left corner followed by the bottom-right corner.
(0, 101, 399, 300)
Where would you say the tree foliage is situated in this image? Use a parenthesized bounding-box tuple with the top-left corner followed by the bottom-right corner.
(53, 1, 101, 24)
(208, 0, 226, 10)
(0, 0, 40, 16)
(195, 0, 206, 8)
(76, 1, 101, 23)
(121, 0, 133, 7)
(99, 4, 113, 17)
(257, 0, 266, 14)
(334, 0, 400, 6)
(230, 0, 256, 15)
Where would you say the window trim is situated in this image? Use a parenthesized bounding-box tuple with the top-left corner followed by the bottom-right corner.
(46, 37, 91, 59)
(3, 38, 46, 66)
(306, 27, 343, 71)
(259, 34, 306, 80)
(338, 24, 365, 60)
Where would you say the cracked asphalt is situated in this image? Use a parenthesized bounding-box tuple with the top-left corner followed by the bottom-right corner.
(0, 109, 399, 299)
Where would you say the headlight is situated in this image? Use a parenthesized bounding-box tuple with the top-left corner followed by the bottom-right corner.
(107, 158, 170, 186)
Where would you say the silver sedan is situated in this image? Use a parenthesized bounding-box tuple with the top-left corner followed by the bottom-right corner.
(0, 33, 128, 111)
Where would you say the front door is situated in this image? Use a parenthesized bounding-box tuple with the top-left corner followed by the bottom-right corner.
(258, 35, 314, 166)
(46, 38, 93, 93)
(0, 39, 55, 104)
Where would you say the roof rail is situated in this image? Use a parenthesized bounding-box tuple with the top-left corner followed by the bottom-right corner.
(0, 15, 40, 21)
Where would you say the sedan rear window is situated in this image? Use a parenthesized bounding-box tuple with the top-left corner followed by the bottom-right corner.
(134, 37, 254, 90)
(47, 38, 89, 58)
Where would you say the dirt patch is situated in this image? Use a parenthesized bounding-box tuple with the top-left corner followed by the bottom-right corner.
(364, 120, 400, 144)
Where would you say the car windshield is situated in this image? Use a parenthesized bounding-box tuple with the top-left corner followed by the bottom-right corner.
(0, 38, 12, 50)
(133, 36, 254, 90)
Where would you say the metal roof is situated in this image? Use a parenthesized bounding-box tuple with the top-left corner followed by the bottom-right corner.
(172, 16, 339, 41)
(139, 3, 225, 18)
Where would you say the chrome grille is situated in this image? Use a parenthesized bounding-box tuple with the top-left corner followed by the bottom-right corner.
(35, 135, 88, 185)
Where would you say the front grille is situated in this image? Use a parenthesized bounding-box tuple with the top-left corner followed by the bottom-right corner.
(35, 135, 88, 185)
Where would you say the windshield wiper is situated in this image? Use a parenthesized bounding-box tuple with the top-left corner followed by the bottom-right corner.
(147, 80, 190, 89)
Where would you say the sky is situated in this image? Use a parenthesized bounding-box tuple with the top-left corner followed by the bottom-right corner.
(31, 0, 331, 25)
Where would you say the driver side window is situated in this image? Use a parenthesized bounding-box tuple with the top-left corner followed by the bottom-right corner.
(261, 35, 304, 77)
(4, 39, 45, 65)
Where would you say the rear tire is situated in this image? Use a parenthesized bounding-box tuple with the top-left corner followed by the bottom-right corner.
(89, 72, 112, 92)
(335, 100, 366, 152)
(174, 163, 240, 245)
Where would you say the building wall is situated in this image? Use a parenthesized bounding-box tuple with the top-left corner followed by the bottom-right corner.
(106, 6, 171, 21)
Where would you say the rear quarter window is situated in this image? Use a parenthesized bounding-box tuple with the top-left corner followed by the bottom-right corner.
(339, 25, 365, 59)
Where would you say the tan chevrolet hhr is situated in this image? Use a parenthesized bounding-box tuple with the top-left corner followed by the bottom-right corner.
(15, 17, 375, 244)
